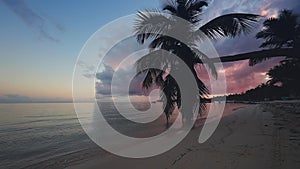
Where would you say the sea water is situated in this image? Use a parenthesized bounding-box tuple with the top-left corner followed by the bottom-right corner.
(0, 102, 247, 168)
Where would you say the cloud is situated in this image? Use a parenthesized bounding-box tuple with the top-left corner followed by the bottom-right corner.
(0, 94, 71, 103)
(214, 30, 264, 56)
(100, 36, 148, 68)
(1, 0, 64, 43)
(96, 64, 147, 96)
(194, 0, 300, 95)
(76, 60, 97, 79)
(0, 94, 31, 103)
(88, 0, 300, 97)
(222, 58, 282, 94)
(96, 64, 115, 86)
(95, 57, 284, 97)
(196, 55, 285, 95)
(93, 36, 152, 96)
(202, 0, 300, 55)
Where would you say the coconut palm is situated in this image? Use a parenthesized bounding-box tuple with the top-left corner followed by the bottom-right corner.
(256, 10, 299, 49)
(254, 10, 300, 97)
(250, 9, 300, 65)
(267, 59, 300, 96)
(134, 0, 260, 124)
(206, 10, 299, 66)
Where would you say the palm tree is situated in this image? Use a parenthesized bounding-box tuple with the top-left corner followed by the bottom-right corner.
(134, 0, 260, 124)
(250, 9, 300, 65)
(254, 10, 300, 97)
(257, 10, 299, 49)
(266, 59, 300, 97)
(209, 10, 299, 66)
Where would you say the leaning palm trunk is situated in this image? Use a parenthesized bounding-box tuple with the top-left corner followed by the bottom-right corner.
(209, 48, 299, 66)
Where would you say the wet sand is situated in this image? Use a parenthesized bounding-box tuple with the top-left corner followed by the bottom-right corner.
(68, 102, 300, 169)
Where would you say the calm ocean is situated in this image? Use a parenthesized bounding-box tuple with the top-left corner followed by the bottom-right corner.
(0, 102, 247, 169)
(0, 103, 96, 169)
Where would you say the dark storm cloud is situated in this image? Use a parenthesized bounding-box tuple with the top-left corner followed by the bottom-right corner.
(1, 0, 64, 42)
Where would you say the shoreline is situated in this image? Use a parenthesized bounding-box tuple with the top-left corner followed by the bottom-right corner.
(67, 102, 300, 169)
(16, 103, 246, 169)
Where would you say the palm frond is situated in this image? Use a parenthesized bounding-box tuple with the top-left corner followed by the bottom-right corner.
(256, 10, 299, 49)
(135, 10, 174, 44)
(191, 46, 217, 78)
(161, 0, 177, 13)
(198, 99, 207, 116)
(187, 0, 208, 12)
(199, 13, 260, 39)
(186, 0, 208, 23)
(148, 36, 173, 50)
(135, 50, 170, 75)
(163, 5, 177, 14)
(161, 74, 179, 116)
(142, 70, 154, 89)
(138, 68, 165, 89)
(249, 56, 272, 66)
(195, 75, 209, 96)
(187, 65, 209, 96)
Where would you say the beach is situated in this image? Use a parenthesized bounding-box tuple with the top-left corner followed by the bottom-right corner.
(68, 102, 300, 169)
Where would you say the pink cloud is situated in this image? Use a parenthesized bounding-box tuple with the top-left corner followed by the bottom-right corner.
(197, 57, 284, 95)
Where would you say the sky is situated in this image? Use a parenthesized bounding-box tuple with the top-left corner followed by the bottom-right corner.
(0, 0, 299, 103)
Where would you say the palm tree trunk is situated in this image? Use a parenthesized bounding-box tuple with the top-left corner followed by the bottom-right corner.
(205, 48, 297, 64)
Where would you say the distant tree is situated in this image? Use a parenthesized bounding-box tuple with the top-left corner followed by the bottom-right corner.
(267, 59, 300, 97)
(226, 83, 286, 101)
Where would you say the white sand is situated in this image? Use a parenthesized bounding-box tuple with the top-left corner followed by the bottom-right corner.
(68, 104, 300, 169)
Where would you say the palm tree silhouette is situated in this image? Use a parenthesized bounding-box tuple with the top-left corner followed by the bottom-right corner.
(257, 10, 299, 49)
(210, 10, 299, 66)
(266, 59, 300, 97)
(134, 0, 260, 124)
(250, 9, 300, 65)
(253, 9, 300, 97)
